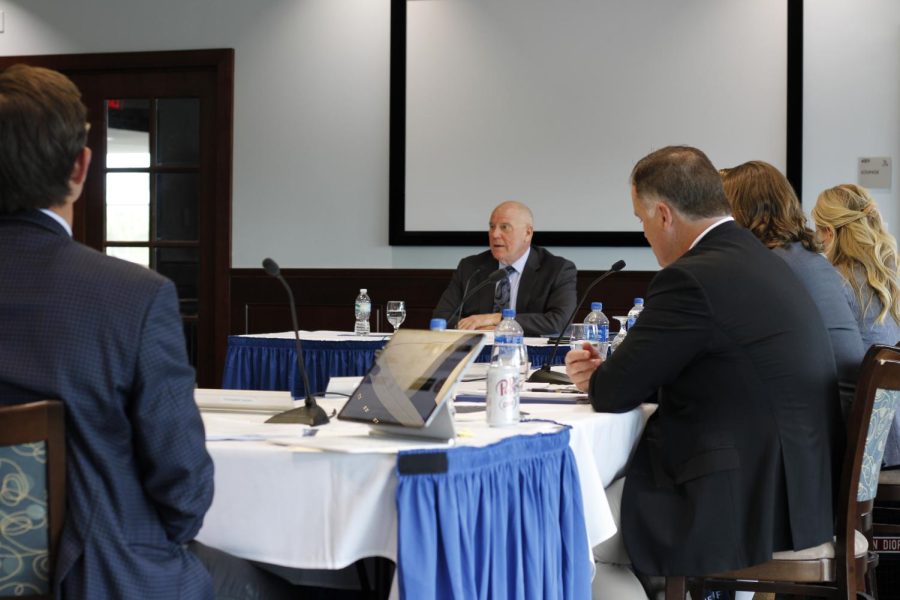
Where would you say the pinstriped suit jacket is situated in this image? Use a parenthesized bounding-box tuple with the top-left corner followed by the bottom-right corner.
(0, 210, 214, 599)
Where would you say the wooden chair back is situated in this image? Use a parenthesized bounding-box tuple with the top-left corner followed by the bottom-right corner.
(0, 400, 65, 600)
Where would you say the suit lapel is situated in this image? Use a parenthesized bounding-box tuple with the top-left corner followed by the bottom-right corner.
(514, 247, 540, 312)
(473, 253, 500, 314)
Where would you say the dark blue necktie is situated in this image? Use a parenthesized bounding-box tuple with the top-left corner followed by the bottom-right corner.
(492, 266, 516, 313)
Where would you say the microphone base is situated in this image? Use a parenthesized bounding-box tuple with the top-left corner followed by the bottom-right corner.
(265, 403, 331, 426)
(526, 367, 572, 385)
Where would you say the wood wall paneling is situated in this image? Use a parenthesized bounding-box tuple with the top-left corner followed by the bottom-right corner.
(224, 268, 656, 385)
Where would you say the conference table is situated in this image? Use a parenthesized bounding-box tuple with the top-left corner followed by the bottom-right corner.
(195, 391, 652, 599)
(222, 330, 568, 398)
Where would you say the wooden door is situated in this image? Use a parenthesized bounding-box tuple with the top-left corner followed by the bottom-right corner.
(0, 51, 233, 387)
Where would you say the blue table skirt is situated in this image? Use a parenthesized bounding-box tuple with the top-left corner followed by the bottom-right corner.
(396, 428, 591, 599)
(222, 335, 566, 398)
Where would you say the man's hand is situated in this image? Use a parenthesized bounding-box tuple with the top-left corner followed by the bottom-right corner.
(457, 312, 502, 331)
(565, 341, 603, 392)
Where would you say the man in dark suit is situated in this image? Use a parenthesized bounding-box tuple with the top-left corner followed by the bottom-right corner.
(432, 201, 576, 335)
(0, 65, 295, 599)
(566, 146, 842, 576)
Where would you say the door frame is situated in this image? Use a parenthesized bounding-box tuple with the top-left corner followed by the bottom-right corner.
(0, 50, 234, 387)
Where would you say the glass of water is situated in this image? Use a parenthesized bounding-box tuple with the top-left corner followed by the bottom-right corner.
(609, 316, 629, 354)
(568, 323, 599, 353)
(386, 300, 406, 332)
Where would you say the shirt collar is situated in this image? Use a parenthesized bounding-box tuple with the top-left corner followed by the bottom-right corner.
(689, 216, 733, 250)
(501, 246, 531, 274)
(39, 208, 73, 237)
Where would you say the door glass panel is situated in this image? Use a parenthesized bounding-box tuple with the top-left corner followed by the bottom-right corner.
(156, 98, 200, 165)
(105, 173, 149, 241)
(156, 174, 198, 241)
(155, 247, 198, 312)
(106, 246, 150, 267)
(106, 100, 150, 168)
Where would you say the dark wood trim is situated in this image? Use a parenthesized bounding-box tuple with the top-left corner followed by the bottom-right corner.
(227, 266, 655, 378)
(211, 52, 235, 393)
(388, 0, 804, 245)
(786, 0, 804, 201)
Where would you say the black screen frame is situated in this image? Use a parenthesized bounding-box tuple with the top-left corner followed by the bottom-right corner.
(388, 0, 804, 247)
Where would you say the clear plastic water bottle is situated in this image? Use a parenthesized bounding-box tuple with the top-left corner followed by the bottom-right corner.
(429, 318, 447, 331)
(626, 297, 644, 330)
(583, 302, 610, 356)
(494, 308, 528, 390)
(486, 342, 521, 427)
(354, 288, 371, 335)
(494, 308, 524, 345)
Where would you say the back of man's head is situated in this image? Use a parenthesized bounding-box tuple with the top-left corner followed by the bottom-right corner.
(0, 64, 88, 214)
(631, 146, 730, 219)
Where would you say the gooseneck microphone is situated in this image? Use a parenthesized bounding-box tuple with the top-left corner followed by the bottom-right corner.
(527, 260, 626, 385)
(448, 268, 509, 328)
(261, 257, 330, 426)
(448, 268, 481, 328)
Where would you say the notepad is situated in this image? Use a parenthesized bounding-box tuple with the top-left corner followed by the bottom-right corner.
(195, 388, 295, 413)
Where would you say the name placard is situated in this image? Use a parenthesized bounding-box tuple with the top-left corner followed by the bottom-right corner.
(858, 157, 892, 189)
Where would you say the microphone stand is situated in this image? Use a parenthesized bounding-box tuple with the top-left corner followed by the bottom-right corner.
(448, 268, 509, 328)
(527, 260, 626, 385)
(262, 258, 330, 426)
(449, 268, 481, 328)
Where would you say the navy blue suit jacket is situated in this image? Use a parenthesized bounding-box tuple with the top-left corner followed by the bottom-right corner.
(0, 210, 214, 599)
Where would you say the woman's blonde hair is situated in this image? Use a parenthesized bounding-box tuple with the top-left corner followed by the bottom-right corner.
(812, 183, 900, 325)
(721, 160, 820, 252)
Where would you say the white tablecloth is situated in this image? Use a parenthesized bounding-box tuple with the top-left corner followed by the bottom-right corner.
(238, 329, 553, 347)
(196, 396, 651, 572)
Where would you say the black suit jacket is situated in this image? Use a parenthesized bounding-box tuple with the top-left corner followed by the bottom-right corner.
(590, 221, 842, 576)
(432, 246, 577, 336)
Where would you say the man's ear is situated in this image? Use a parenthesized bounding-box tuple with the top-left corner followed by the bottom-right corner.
(656, 201, 674, 228)
(69, 147, 92, 190)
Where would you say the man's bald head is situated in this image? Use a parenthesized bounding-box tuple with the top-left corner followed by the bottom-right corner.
(489, 201, 534, 264)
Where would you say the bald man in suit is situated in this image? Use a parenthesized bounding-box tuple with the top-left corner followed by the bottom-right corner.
(433, 201, 577, 336)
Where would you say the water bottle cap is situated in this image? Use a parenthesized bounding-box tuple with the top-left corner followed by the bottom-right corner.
(590, 302, 602, 311)
(360, 289, 367, 293)
(501, 308, 516, 318)
(634, 297, 643, 305)
(429, 318, 447, 331)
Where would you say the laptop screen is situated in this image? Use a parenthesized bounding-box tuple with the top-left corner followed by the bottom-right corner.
(337, 329, 485, 428)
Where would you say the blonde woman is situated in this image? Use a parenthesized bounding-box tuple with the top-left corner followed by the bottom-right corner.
(812, 183, 900, 465)
(812, 184, 900, 348)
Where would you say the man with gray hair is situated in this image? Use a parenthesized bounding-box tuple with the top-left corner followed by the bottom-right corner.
(566, 146, 842, 577)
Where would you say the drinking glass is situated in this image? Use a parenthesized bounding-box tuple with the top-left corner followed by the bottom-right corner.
(568, 323, 599, 353)
(609, 316, 629, 354)
(386, 301, 406, 332)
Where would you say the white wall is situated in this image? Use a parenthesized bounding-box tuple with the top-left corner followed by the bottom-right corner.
(803, 0, 899, 235)
(1, 0, 896, 272)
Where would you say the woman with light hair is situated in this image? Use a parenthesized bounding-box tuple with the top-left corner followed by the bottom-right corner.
(812, 183, 900, 348)
(812, 183, 900, 465)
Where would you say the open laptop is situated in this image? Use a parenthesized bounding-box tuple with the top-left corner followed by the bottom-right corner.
(337, 328, 486, 442)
